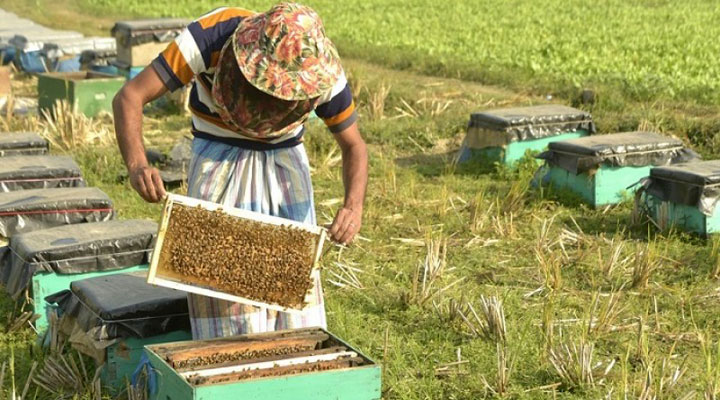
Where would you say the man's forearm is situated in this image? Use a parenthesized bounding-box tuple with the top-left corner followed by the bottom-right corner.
(341, 141, 368, 211)
(113, 88, 149, 171)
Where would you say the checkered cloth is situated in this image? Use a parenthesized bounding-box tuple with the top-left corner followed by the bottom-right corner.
(185, 137, 327, 339)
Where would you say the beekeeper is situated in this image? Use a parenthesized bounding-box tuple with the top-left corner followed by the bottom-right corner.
(113, 3, 367, 339)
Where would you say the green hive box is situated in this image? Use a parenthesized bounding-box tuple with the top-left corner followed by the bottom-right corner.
(538, 131, 694, 208)
(4, 220, 158, 332)
(144, 327, 382, 400)
(640, 160, 720, 236)
(457, 104, 594, 167)
(45, 273, 192, 393)
(37, 71, 125, 117)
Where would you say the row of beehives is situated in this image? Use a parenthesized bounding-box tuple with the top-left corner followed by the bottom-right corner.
(0, 9, 187, 76)
(457, 104, 720, 236)
(0, 131, 380, 400)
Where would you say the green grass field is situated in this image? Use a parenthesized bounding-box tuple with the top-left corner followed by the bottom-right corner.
(3, 1, 720, 399)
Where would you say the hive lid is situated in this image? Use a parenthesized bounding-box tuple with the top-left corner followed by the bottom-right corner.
(5, 220, 157, 299)
(45, 273, 190, 342)
(466, 104, 595, 146)
(470, 105, 592, 130)
(9, 219, 157, 272)
(0, 155, 81, 180)
(42, 37, 116, 56)
(0, 132, 48, 151)
(0, 187, 112, 213)
(650, 160, 720, 186)
(548, 132, 683, 156)
(111, 19, 189, 46)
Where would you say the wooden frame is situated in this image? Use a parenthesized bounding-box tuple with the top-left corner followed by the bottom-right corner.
(148, 194, 327, 315)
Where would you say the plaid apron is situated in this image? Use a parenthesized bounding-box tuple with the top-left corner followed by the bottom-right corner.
(185, 137, 327, 339)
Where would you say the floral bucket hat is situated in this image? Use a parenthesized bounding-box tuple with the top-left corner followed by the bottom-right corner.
(213, 2, 342, 139)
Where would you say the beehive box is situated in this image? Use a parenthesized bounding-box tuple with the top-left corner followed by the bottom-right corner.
(0, 187, 114, 239)
(45, 273, 192, 392)
(457, 104, 594, 166)
(4, 220, 157, 331)
(0, 132, 48, 156)
(37, 71, 125, 117)
(41, 37, 116, 73)
(148, 194, 326, 314)
(0, 155, 84, 191)
(640, 160, 720, 236)
(538, 132, 695, 207)
(111, 19, 188, 68)
(10, 30, 84, 73)
(144, 327, 381, 400)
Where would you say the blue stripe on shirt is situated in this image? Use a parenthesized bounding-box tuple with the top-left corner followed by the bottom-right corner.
(314, 83, 353, 119)
(187, 18, 244, 70)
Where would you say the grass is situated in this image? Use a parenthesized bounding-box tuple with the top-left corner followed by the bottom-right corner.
(2, 1, 720, 399)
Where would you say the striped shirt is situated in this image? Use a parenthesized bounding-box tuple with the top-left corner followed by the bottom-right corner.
(151, 7, 358, 150)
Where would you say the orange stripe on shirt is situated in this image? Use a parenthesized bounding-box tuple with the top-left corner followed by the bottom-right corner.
(197, 8, 255, 29)
(323, 100, 356, 127)
(161, 41, 194, 85)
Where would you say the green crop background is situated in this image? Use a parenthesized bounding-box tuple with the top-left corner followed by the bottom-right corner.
(78, 0, 720, 104)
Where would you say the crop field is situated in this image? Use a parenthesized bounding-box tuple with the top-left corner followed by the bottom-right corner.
(2, 1, 720, 399)
(66, 0, 720, 106)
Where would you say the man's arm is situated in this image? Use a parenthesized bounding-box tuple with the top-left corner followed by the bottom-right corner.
(113, 67, 169, 203)
(328, 121, 368, 245)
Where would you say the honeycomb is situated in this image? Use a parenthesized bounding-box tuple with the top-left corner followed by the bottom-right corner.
(158, 204, 318, 309)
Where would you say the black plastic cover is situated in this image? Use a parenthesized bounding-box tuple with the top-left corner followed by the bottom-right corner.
(467, 104, 596, 146)
(4, 220, 157, 299)
(0, 155, 84, 191)
(537, 132, 698, 174)
(0, 132, 49, 156)
(646, 160, 720, 215)
(46, 273, 190, 341)
(111, 19, 190, 46)
(0, 187, 114, 238)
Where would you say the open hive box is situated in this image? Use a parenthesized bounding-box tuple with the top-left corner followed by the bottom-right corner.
(148, 194, 326, 314)
(144, 327, 381, 400)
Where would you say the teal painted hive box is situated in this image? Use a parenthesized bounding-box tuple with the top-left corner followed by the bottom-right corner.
(37, 71, 125, 117)
(45, 273, 192, 392)
(538, 131, 696, 208)
(4, 219, 158, 332)
(639, 160, 720, 236)
(457, 104, 595, 167)
(144, 327, 381, 400)
(0, 132, 49, 156)
(0, 187, 114, 239)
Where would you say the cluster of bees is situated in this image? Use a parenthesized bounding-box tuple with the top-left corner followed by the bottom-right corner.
(159, 204, 318, 309)
(187, 360, 350, 385)
(173, 344, 316, 370)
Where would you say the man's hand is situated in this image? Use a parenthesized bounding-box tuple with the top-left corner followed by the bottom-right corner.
(129, 165, 166, 203)
(329, 206, 362, 245)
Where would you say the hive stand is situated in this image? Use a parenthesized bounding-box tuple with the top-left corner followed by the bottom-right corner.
(457, 104, 594, 167)
(540, 131, 691, 208)
(37, 71, 125, 117)
(144, 328, 382, 400)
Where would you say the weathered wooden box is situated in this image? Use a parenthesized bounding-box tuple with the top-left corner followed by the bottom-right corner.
(37, 71, 125, 117)
(538, 131, 695, 207)
(0, 132, 48, 156)
(111, 19, 188, 68)
(457, 104, 594, 167)
(640, 160, 720, 236)
(148, 194, 326, 315)
(0, 155, 84, 191)
(4, 220, 157, 332)
(45, 273, 192, 392)
(144, 327, 381, 400)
